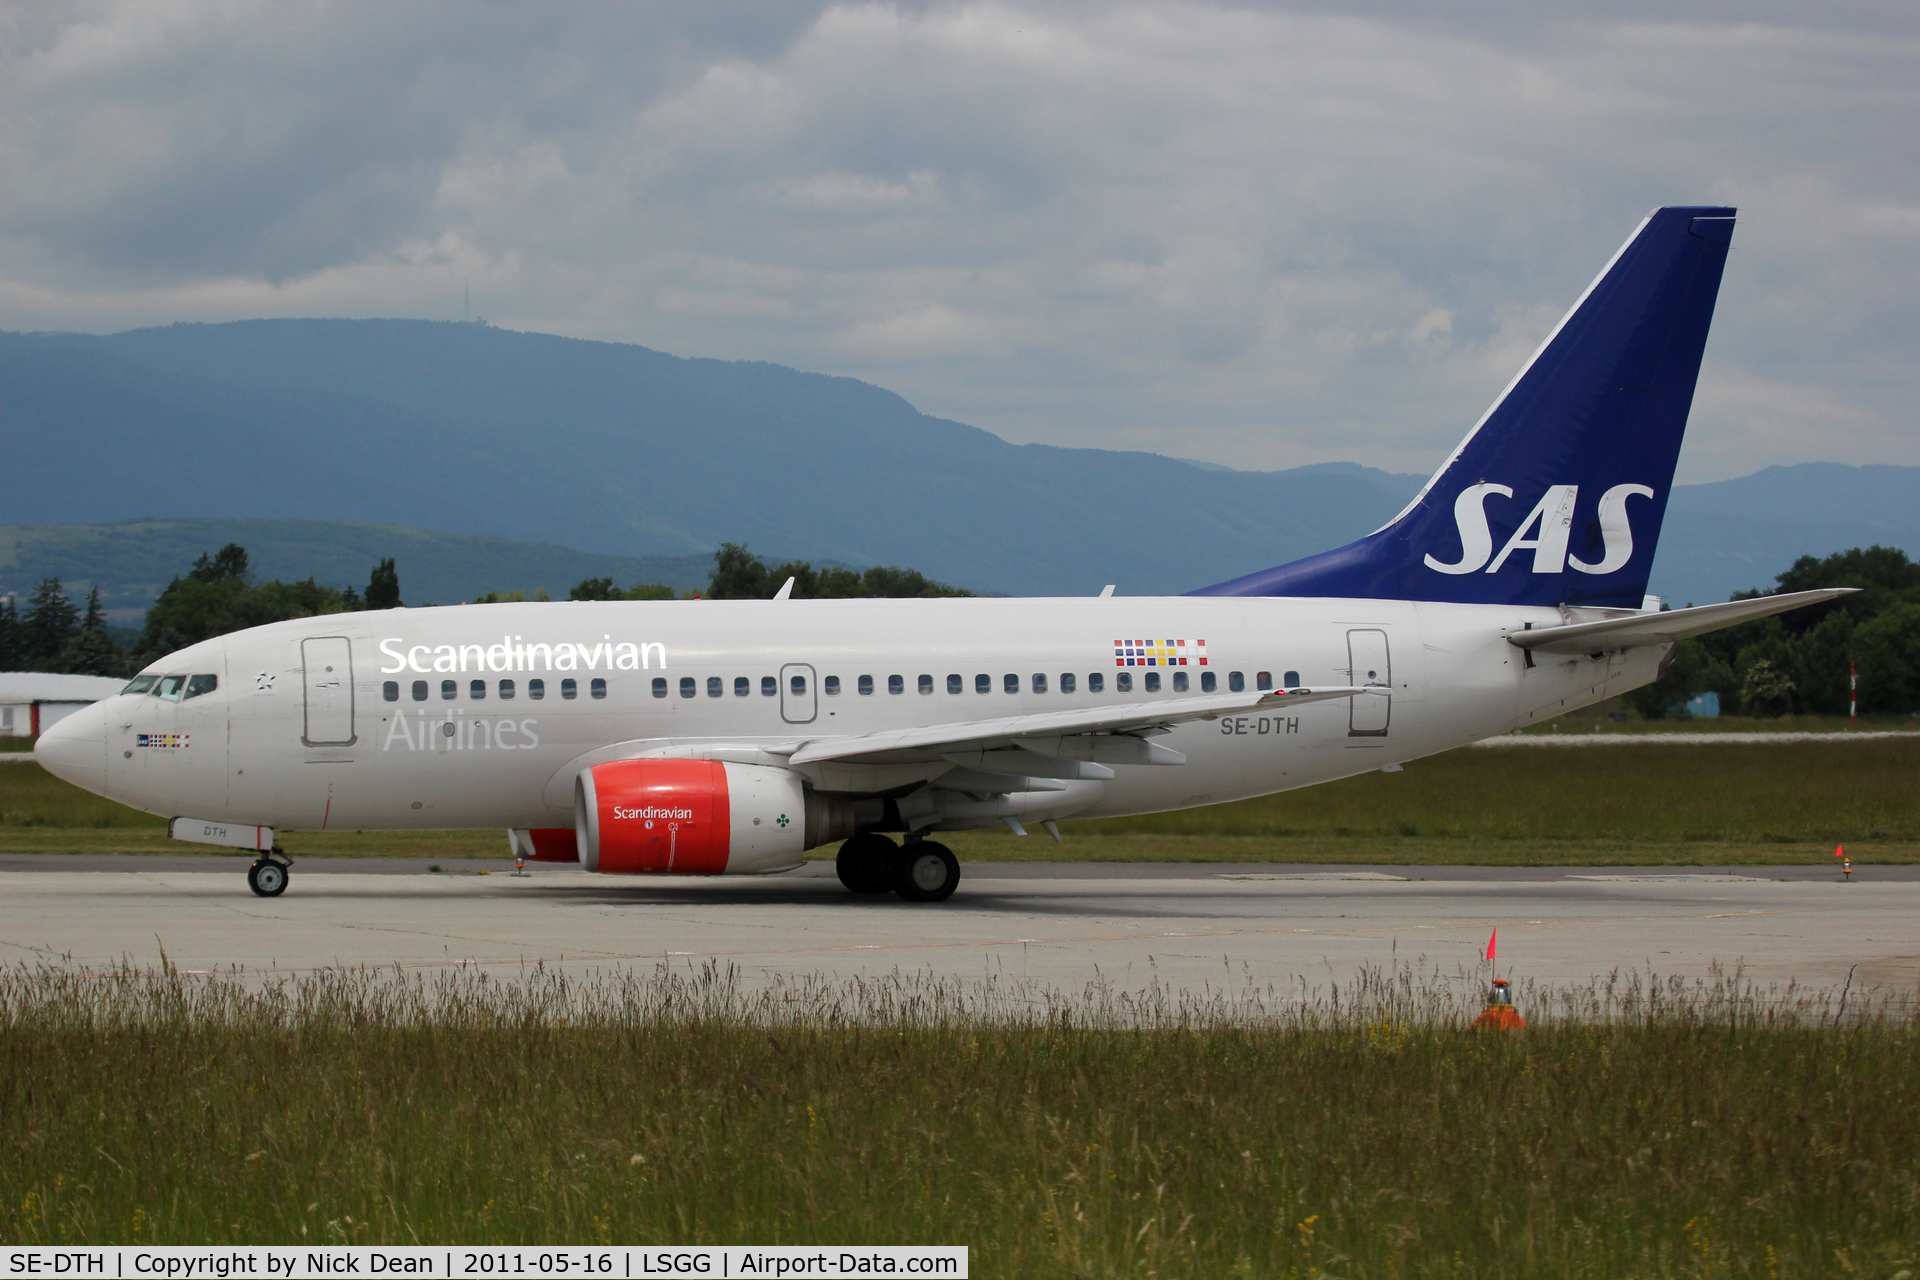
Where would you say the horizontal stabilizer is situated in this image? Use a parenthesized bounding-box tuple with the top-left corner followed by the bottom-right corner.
(1508, 588, 1855, 655)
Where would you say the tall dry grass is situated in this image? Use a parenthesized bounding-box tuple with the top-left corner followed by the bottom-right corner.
(1, 961, 1914, 1275)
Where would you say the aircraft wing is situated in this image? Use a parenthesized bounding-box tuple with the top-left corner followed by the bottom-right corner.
(785, 685, 1377, 767)
(1508, 588, 1855, 656)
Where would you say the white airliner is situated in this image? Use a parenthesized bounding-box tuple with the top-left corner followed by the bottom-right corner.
(36, 206, 1846, 902)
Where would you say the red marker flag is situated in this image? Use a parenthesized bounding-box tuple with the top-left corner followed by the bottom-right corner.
(1835, 844, 1845, 858)
(1485, 928, 1497, 963)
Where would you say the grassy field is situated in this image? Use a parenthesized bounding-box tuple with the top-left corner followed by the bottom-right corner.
(6, 736, 1918, 864)
(0, 963, 1913, 1273)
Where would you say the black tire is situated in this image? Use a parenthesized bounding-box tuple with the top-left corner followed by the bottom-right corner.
(894, 841, 960, 903)
(248, 859, 288, 898)
(835, 833, 897, 894)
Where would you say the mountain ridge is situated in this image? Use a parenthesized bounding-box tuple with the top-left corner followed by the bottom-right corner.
(3, 318, 1914, 606)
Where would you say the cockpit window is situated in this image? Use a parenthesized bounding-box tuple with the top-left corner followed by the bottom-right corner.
(183, 675, 218, 700)
(155, 675, 186, 702)
(123, 675, 159, 695)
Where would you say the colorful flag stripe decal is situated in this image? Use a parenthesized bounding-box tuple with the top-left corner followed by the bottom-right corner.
(1113, 639, 1207, 667)
(136, 733, 190, 748)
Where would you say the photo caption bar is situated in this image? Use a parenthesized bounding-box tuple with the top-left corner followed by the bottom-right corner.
(1, 1248, 966, 1279)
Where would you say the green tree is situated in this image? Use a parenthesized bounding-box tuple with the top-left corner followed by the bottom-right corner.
(705, 544, 772, 599)
(569, 577, 620, 601)
(1792, 609, 1857, 715)
(54, 588, 128, 677)
(1625, 637, 1733, 718)
(1773, 545, 1920, 632)
(704, 543, 971, 600)
(367, 558, 402, 609)
(193, 544, 253, 584)
(1851, 602, 1920, 715)
(1738, 658, 1797, 718)
(21, 579, 80, 669)
(135, 547, 355, 659)
(0, 596, 20, 670)
(571, 577, 679, 601)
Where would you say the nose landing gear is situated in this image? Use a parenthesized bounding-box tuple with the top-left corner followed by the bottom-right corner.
(247, 850, 292, 897)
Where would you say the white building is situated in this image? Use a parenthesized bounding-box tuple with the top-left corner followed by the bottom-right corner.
(0, 672, 129, 738)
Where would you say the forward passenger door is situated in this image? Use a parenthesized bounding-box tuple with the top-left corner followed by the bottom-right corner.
(301, 637, 357, 746)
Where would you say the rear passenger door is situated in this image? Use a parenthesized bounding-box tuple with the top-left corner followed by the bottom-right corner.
(1346, 629, 1391, 737)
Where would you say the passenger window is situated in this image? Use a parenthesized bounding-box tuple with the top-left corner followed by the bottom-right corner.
(920, 674, 934, 695)
(528, 679, 545, 700)
(1229, 671, 1245, 692)
(1173, 671, 1188, 692)
(183, 674, 218, 700)
(500, 679, 515, 700)
(1003, 673, 1019, 694)
(1116, 672, 1132, 693)
(858, 675, 874, 696)
(1144, 672, 1160, 692)
(735, 676, 750, 697)
(442, 679, 458, 700)
(680, 677, 696, 698)
(412, 680, 429, 701)
(590, 678, 607, 700)
(1256, 671, 1272, 691)
(382, 681, 399, 703)
(156, 675, 185, 702)
(470, 679, 487, 700)
(1284, 670, 1300, 688)
(947, 674, 962, 695)
(824, 676, 841, 696)
(791, 674, 807, 696)
(561, 679, 578, 700)
(1088, 673, 1103, 693)
(1061, 672, 1076, 693)
(889, 675, 904, 695)
(652, 678, 668, 699)
(1201, 671, 1216, 693)
(1033, 673, 1047, 694)
(122, 675, 159, 695)
(975, 674, 990, 694)
(762, 676, 777, 696)
(707, 677, 723, 698)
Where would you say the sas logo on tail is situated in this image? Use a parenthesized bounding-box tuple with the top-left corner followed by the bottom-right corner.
(1424, 483, 1654, 577)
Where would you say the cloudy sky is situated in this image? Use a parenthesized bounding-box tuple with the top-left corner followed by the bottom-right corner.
(3, 1, 1915, 479)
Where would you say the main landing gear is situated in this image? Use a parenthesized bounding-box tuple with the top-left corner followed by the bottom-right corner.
(835, 833, 961, 903)
(247, 849, 292, 898)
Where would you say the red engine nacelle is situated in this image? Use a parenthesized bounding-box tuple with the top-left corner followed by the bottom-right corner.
(574, 758, 844, 875)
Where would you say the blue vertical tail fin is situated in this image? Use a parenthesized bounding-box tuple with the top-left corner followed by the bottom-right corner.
(1194, 206, 1736, 607)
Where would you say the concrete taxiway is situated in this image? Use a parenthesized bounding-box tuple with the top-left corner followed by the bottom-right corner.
(0, 856, 1914, 1006)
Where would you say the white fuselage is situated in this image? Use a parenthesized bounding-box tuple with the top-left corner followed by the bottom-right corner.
(59, 595, 1662, 841)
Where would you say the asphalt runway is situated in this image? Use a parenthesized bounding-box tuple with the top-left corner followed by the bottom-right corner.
(1, 856, 1914, 1008)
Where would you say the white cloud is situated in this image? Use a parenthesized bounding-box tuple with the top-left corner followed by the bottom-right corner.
(2, 1, 1916, 479)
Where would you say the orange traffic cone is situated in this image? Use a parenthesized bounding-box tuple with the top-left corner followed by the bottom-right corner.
(1472, 978, 1527, 1030)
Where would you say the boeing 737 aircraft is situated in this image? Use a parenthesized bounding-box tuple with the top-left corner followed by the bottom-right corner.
(36, 206, 1848, 902)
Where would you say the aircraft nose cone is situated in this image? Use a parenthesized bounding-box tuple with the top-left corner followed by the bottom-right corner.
(33, 700, 108, 793)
